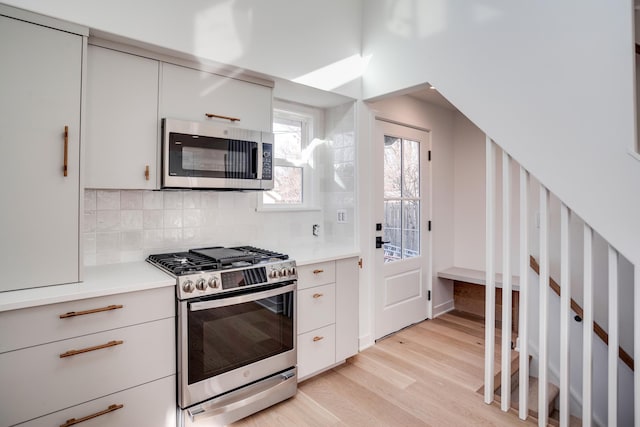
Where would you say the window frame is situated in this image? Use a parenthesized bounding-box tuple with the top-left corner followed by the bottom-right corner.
(256, 100, 322, 212)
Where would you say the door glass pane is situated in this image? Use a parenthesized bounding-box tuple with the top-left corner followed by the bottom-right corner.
(383, 200, 401, 263)
(384, 136, 401, 198)
(383, 135, 422, 263)
(402, 139, 420, 198)
(402, 200, 420, 258)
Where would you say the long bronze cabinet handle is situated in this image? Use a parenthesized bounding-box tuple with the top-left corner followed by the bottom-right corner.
(205, 113, 240, 122)
(63, 125, 69, 177)
(59, 304, 123, 319)
(59, 340, 123, 358)
(60, 404, 124, 427)
(312, 269, 324, 275)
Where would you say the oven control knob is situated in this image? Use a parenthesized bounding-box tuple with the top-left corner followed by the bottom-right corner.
(195, 278, 206, 291)
(289, 267, 297, 276)
(208, 277, 220, 289)
(280, 268, 288, 277)
(182, 280, 195, 293)
(269, 270, 278, 279)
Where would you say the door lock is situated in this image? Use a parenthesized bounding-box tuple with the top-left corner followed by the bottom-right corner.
(375, 236, 390, 249)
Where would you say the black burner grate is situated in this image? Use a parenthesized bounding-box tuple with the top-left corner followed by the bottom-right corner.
(147, 251, 221, 275)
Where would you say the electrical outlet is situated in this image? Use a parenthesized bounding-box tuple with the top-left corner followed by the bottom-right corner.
(312, 224, 320, 236)
(337, 209, 347, 223)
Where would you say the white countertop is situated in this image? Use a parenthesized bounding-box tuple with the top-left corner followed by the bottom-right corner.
(282, 244, 360, 266)
(0, 245, 360, 312)
(0, 262, 175, 312)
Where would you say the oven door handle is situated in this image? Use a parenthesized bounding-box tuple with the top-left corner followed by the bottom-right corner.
(189, 283, 296, 311)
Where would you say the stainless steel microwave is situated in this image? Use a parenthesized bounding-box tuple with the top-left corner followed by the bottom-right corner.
(161, 118, 273, 190)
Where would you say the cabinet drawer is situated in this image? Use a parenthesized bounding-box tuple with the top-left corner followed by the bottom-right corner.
(0, 286, 174, 353)
(297, 262, 336, 290)
(0, 317, 175, 426)
(297, 324, 335, 380)
(17, 375, 176, 427)
(297, 283, 335, 334)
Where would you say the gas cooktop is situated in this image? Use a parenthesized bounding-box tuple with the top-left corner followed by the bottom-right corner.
(147, 246, 288, 276)
(147, 246, 295, 299)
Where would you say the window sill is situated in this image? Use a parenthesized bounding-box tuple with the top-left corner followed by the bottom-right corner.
(255, 205, 323, 213)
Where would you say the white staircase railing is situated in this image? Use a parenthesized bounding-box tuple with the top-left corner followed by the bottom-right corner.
(484, 137, 637, 426)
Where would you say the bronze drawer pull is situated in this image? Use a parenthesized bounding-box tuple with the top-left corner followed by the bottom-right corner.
(63, 125, 69, 177)
(60, 404, 124, 427)
(144, 165, 150, 181)
(59, 340, 123, 358)
(312, 269, 324, 275)
(313, 336, 324, 342)
(312, 293, 324, 299)
(205, 113, 240, 122)
(59, 304, 123, 319)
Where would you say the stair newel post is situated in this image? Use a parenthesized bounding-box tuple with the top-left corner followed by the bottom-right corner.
(501, 150, 512, 412)
(484, 136, 496, 405)
(608, 245, 619, 427)
(538, 185, 550, 427)
(518, 166, 530, 420)
(559, 203, 571, 427)
(582, 225, 594, 425)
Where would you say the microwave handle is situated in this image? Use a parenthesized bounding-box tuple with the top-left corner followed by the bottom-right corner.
(189, 283, 296, 311)
(256, 140, 263, 179)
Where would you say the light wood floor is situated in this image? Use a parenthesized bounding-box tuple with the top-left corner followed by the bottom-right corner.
(232, 310, 535, 426)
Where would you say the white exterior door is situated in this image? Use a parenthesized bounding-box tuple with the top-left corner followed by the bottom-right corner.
(374, 120, 430, 340)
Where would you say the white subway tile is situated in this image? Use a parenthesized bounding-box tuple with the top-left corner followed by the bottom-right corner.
(143, 210, 164, 229)
(121, 210, 143, 230)
(84, 233, 96, 254)
(121, 230, 143, 251)
(84, 211, 97, 233)
(183, 209, 203, 227)
(143, 229, 164, 249)
(200, 191, 218, 209)
(96, 190, 120, 210)
(164, 210, 183, 228)
(182, 227, 202, 245)
(96, 232, 120, 252)
(83, 253, 96, 266)
(84, 190, 97, 211)
(163, 228, 182, 246)
(96, 251, 121, 265)
(164, 191, 183, 209)
(96, 210, 121, 231)
(143, 191, 163, 210)
(121, 190, 143, 209)
(183, 192, 201, 209)
(120, 250, 145, 263)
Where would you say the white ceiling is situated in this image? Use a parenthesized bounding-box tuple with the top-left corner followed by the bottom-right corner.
(408, 88, 457, 111)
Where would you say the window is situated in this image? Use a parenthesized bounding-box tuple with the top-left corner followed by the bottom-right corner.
(383, 136, 421, 262)
(259, 103, 319, 210)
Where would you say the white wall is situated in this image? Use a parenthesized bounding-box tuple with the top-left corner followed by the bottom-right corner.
(2, 0, 364, 99)
(362, 95, 455, 324)
(362, 0, 640, 266)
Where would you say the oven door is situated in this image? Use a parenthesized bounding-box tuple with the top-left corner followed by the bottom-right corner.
(178, 282, 296, 409)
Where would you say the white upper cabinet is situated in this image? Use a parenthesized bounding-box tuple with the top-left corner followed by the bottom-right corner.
(160, 63, 273, 132)
(0, 13, 84, 291)
(85, 45, 160, 189)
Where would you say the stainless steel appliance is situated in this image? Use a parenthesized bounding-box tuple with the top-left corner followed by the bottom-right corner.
(162, 118, 274, 190)
(147, 246, 297, 426)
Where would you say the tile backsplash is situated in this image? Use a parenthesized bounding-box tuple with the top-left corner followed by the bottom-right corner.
(84, 189, 324, 266)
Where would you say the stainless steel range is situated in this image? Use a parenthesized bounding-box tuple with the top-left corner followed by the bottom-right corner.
(147, 246, 297, 426)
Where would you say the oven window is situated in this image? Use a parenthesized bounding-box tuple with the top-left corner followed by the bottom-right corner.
(187, 290, 294, 385)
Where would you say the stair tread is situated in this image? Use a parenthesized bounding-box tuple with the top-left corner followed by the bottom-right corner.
(510, 376, 559, 413)
(549, 409, 582, 427)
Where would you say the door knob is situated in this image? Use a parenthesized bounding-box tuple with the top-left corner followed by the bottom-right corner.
(375, 236, 390, 249)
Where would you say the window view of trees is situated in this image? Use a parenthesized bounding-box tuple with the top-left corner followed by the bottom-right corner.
(263, 116, 305, 204)
(383, 136, 420, 262)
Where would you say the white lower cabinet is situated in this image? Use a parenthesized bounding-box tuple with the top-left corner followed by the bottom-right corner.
(296, 256, 359, 380)
(16, 375, 176, 427)
(0, 288, 176, 427)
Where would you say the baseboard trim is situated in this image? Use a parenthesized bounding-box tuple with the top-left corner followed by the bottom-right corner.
(359, 334, 375, 351)
(433, 299, 455, 318)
